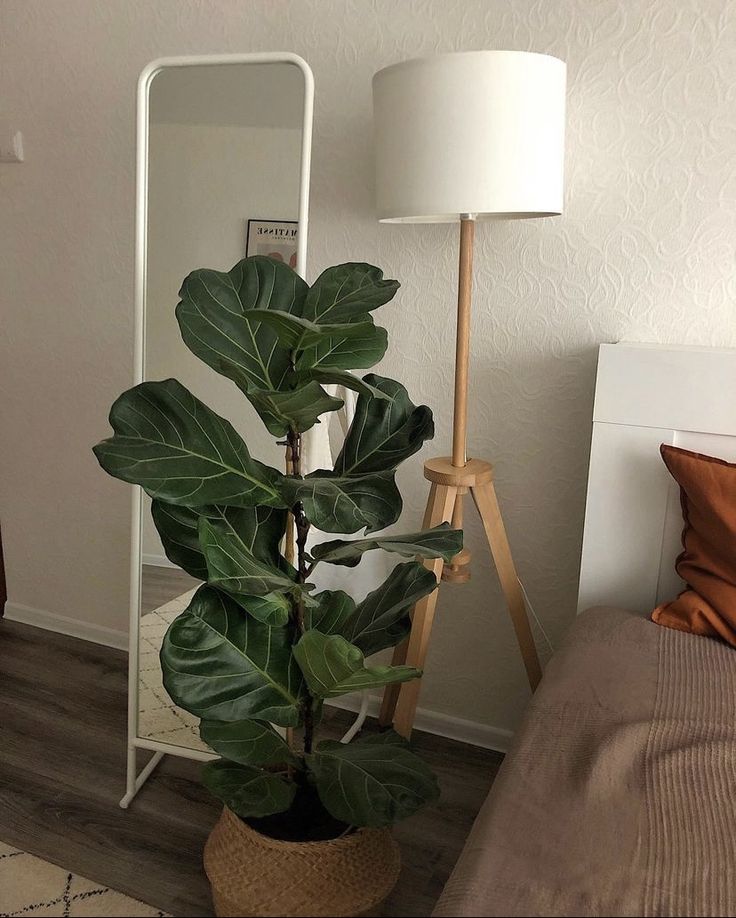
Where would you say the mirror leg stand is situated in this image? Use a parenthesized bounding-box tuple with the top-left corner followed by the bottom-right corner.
(378, 457, 542, 739)
(119, 747, 164, 809)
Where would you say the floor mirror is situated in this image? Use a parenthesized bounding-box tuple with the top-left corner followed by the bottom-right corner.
(122, 53, 314, 808)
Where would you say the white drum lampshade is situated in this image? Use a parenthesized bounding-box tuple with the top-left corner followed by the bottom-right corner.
(372, 50, 566, 223)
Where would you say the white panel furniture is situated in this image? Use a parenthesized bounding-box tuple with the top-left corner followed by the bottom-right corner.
(578, 342, 736, 615)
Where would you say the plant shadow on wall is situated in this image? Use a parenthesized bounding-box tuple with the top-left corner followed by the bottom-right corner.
(93, 257, 463, 843)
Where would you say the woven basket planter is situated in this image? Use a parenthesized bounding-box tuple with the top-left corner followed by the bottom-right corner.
(203, 806, 401, 917)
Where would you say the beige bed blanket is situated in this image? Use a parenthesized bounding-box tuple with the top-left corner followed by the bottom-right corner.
(433, 606, 736, 917)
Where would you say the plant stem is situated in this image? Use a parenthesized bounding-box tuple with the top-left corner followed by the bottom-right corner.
(286, 428, 315, 756)
(283, 444, 295, 566)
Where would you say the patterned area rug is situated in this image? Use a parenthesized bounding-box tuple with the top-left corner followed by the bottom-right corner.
(138, 589, 208, 752)
(0, 842, 168, 916)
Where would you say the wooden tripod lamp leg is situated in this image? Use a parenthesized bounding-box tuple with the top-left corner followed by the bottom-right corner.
(378, 484, 437, 727)
(391, 484, 457, 738)
(378, 643, 408, 727)
(378, 483, 442, 726)
(471, 482, 542, 690)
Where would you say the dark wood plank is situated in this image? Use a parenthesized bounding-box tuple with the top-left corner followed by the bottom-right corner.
(0, 619, 502, 916)
(0, 622, 217, 916)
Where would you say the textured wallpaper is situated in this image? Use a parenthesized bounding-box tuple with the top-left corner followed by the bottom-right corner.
(1, 0, 735, 735)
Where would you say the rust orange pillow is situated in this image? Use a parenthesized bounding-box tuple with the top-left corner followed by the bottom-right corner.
(652, 444, 736, 646)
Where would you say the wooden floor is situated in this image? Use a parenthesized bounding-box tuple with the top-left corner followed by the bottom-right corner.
(0, 619, 504, 917)
(141, 564, 200, 613)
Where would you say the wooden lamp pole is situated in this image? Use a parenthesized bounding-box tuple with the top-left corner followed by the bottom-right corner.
(452, 217, 474, 468)
(442, 216, 475, 583)
(379, 217, 543, 738)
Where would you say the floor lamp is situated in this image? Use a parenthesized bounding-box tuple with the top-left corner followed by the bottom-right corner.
(372, 51, 567, 737)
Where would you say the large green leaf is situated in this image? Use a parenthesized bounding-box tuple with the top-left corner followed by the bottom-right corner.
(93, 379, 284, 508)
(305, 589, 356, 634)
(246, 381, 343, 437)
(176, 256, 307, 394)
(293, 630, 420, 699)
(150, 500, 208, 580)
(200, 718, 299, 767)
(161, 586, 303, 726)
(302, 263, 399, 323)
(307, 731, 439, 827)
(297, 323, 388, 372)
(340, 562, 438, 656)
(199, 515, 310, 603)
(149, 502, 288, 586)
(202, 760, 296, 818)
(311, 523, 463, 568)
(333, 375, 434, 476)
(152, 503, 296, 626)
(237, 593, 292, 627)
(280, 471, 401, 534)
(294, 368, 391, 402)
(247, 309, 378, 353)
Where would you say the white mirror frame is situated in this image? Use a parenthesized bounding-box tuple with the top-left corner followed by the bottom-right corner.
(121, 53, 314, 809)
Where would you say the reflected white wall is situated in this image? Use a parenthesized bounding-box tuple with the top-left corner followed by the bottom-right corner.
(142, 120, 302, 561)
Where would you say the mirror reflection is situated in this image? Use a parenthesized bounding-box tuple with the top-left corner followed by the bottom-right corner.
(138, 62, 306, 749)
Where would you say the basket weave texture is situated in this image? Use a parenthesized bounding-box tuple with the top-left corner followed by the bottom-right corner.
(203, 807, 401, 917)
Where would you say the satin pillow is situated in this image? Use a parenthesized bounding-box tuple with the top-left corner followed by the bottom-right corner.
(652, 444, 736, 647)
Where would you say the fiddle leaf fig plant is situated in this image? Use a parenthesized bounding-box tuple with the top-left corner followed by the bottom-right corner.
(94, 256, 462, 833)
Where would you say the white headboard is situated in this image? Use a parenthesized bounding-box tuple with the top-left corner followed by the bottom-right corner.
(577, 342, 736, 615)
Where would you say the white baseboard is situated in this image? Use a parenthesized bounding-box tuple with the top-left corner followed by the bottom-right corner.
(3, 603, 512, 753)
(3, 602, 128, 652)
(328, 694, 513, 754)
(142, 553, 177, 569)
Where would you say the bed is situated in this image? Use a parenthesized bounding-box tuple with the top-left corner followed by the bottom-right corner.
(433, 343, 736, 918)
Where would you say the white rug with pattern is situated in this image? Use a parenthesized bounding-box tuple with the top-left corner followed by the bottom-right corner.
(0, 841, 168, 916)
(138, 589, 208, 752)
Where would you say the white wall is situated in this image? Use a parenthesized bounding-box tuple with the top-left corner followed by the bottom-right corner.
(142, 120, 302, 561)
(1, 0, 735, 736)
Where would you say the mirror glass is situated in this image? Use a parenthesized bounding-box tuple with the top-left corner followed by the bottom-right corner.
(137, 61, 308, 750)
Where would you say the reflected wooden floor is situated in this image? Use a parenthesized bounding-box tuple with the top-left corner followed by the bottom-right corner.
(141, 564, 200, 614)
(0, 618, 503, 917)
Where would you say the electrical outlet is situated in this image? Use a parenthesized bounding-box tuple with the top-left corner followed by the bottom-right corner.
(0, 128, 24, 163)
